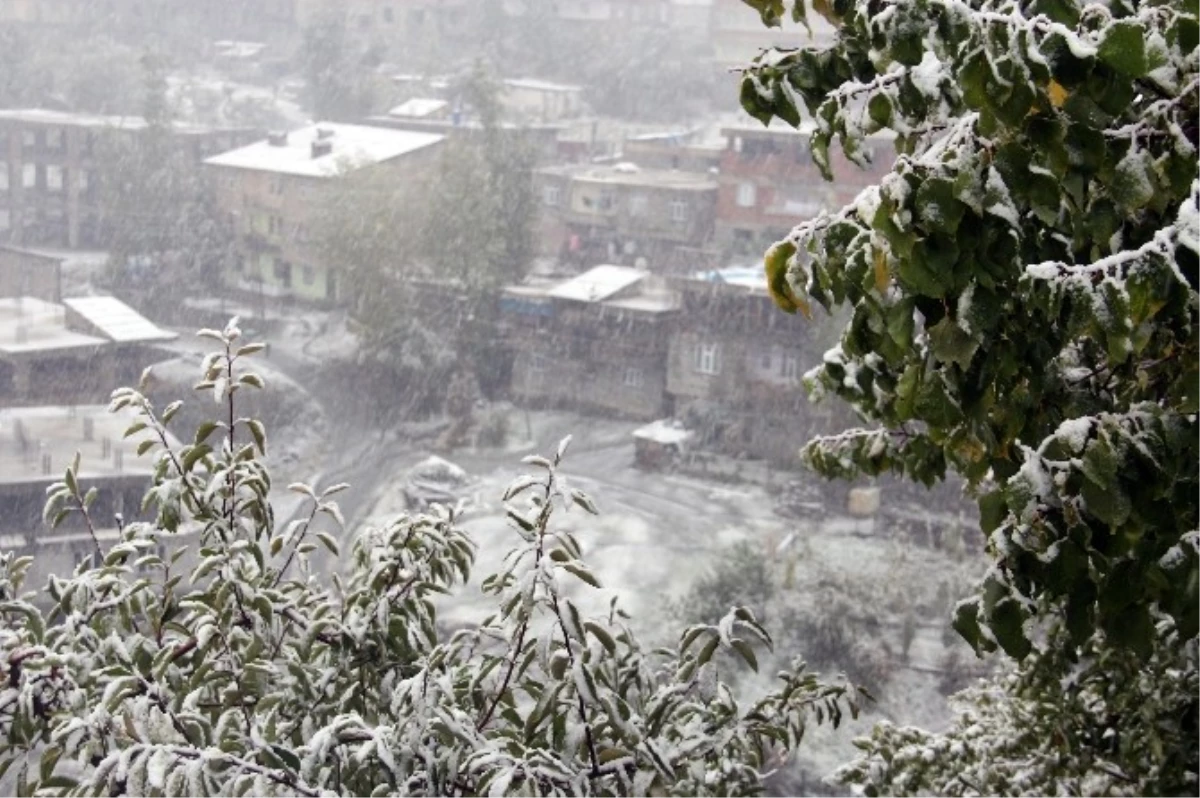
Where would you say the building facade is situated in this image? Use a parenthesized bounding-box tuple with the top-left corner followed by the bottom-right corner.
(205, 122, 444, 304)
(0, 109, 254, 250)
(535, 162, 718, 270)
(715, 124, 895, 256)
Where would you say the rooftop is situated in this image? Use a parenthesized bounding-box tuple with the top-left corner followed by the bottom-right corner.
(548, 265, 647, 303)
(633, 419, 694, 446)
(0, 404, 179, 484)
(204, 123, 444, 178)
(691, 266, 768, 292)
(388, 98, 449, 118)
(0, 108, 230, 135)
(0, 295, 173, 357)
(63, 296, 177, 344)
(0, 297, 106, 356)
(504, 78, 583, 93)
(537, 162, 718, 190)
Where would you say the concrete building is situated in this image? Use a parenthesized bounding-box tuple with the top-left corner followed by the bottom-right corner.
(715, 124, 895, 256)
(0, 403, 184, 588)
(501, 79, 586, 124)
(0, 109, 254, 250)
(534, 162, 718, 270)
(204, 122, 444, 303)
(664, 266, 844, 463)
(0, 295, 176, 407)
(501, 265, 678, 419)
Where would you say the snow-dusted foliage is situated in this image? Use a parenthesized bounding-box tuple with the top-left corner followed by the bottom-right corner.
(741, 0, 1198, 791)
(0, 321, 864, 797)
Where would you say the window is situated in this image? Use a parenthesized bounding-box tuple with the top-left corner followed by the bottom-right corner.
(268, 215, 282, 235)
(45, 128, 63, 151)
(21, 130, 36, 150)
(0, 162, 7, 192)
(598, 192, 614, 212)
(736, 182, 757, 208)
(269, 177, 284, 195)
(760, 351, 773, 370)
(543, 185, 560, 206)
(670, 199, 688, 223)
(46, 165, 63, 192)
(694, 342, 721, 375)
(78, 169, 89, 192)
(0, 209, 9, 231)
(780, 355, 799, 381)
(628, 194, 647, 215)
(273, 258, 292, 288)
(302, 265, 315, 285)
(529, 354, 547, 372)
(623, 366, 644, 388)
(22, 163, 35, 188)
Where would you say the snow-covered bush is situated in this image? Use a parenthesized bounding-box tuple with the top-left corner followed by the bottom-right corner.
(0, 320, 865, 797)
(739, 0, 1198, 792)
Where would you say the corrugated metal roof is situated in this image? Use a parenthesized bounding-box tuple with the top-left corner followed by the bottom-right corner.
(548, 265, 646, 303)
(62, 296, 177, 343)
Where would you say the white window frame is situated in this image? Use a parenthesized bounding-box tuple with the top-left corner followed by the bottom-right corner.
(736, 181, 757, 208)
(669, 199, 688, 223)
(628, 193, 648, 216)
(694, 342, 721, 375)
(77, 169, 89, 192)
(543, 185, 560, 206)
(780, 355, 799, 381)
(0, 208, 9, 231)
(45, 128, 64, 151)
(623, 366, 644, 387)
(22, 163, 36, 188)
(0, 162, 8, 192)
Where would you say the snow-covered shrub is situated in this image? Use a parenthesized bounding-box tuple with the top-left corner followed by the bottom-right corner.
(0, 320, 865, 797)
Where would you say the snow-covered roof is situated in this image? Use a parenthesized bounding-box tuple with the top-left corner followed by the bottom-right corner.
(537, 162, 717, 190)
(0, 108, 151, 130)
(692, 266, 767, 292)
(603, 293, 680, 314)
(633, 419, 694, 446)
(0, 297, 106, 356)
(63, 296, 177, 344)
(0, 404, 179, 484)
(203, 123, 444, 178)
(548, 265, 646, 303)
(388, 98, 449, 118)
(504, 78, 583, 93)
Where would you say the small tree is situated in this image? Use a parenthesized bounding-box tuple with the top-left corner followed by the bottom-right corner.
(738, 0, 1198, 792)
(0, 322, 865, 796)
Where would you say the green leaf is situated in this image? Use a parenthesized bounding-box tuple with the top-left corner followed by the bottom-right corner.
(867, 93, 892, 130)
(730, 638, 759, 671)
(1097, 19, 1148, 77)
(928, 317, 979, 369)
(989, 596, 1032, 659)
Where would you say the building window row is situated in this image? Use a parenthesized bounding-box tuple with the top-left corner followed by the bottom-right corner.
(694, 342, 721, 375)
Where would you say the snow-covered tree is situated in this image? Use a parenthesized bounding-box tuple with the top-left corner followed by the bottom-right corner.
(0, 321, 865, 797)
(738, 0, 1198, 791)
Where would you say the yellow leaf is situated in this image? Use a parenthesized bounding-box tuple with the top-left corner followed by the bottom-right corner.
(812, 0, 842, 27)
(1047, 79, 1068, 108)
(764, 240, 811, 318)
(873, 249, 890, 293)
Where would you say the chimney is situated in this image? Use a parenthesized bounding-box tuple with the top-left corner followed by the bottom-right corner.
(311, 139, 333, 158)
(267, 131, 288, 147)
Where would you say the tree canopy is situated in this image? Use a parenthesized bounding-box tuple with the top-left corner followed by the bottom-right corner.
(740, 0, 1198, 792)
(0, 322, 864, 796)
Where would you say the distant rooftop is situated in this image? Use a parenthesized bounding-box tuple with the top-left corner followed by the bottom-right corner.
(204, 123, 444, 178)
(0, 295, 173, 357)
(504, 78, 583, 93)
(692, 266, 767, 292)
(63, 296, 177, 344)
(548, 265, 646, 303)
(388, 98, 449, 119)
(537, 162, 718, 190)
(0, 404, 179, 485)
(0, 108, 229, 135)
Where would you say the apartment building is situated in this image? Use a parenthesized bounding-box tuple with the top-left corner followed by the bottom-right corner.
(205, 122, 444, 303)
(715, 123, 895, 255)
(535, 162, 718, 269)
(501, 265, 678, 419)
(0, 109, 254, 250)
